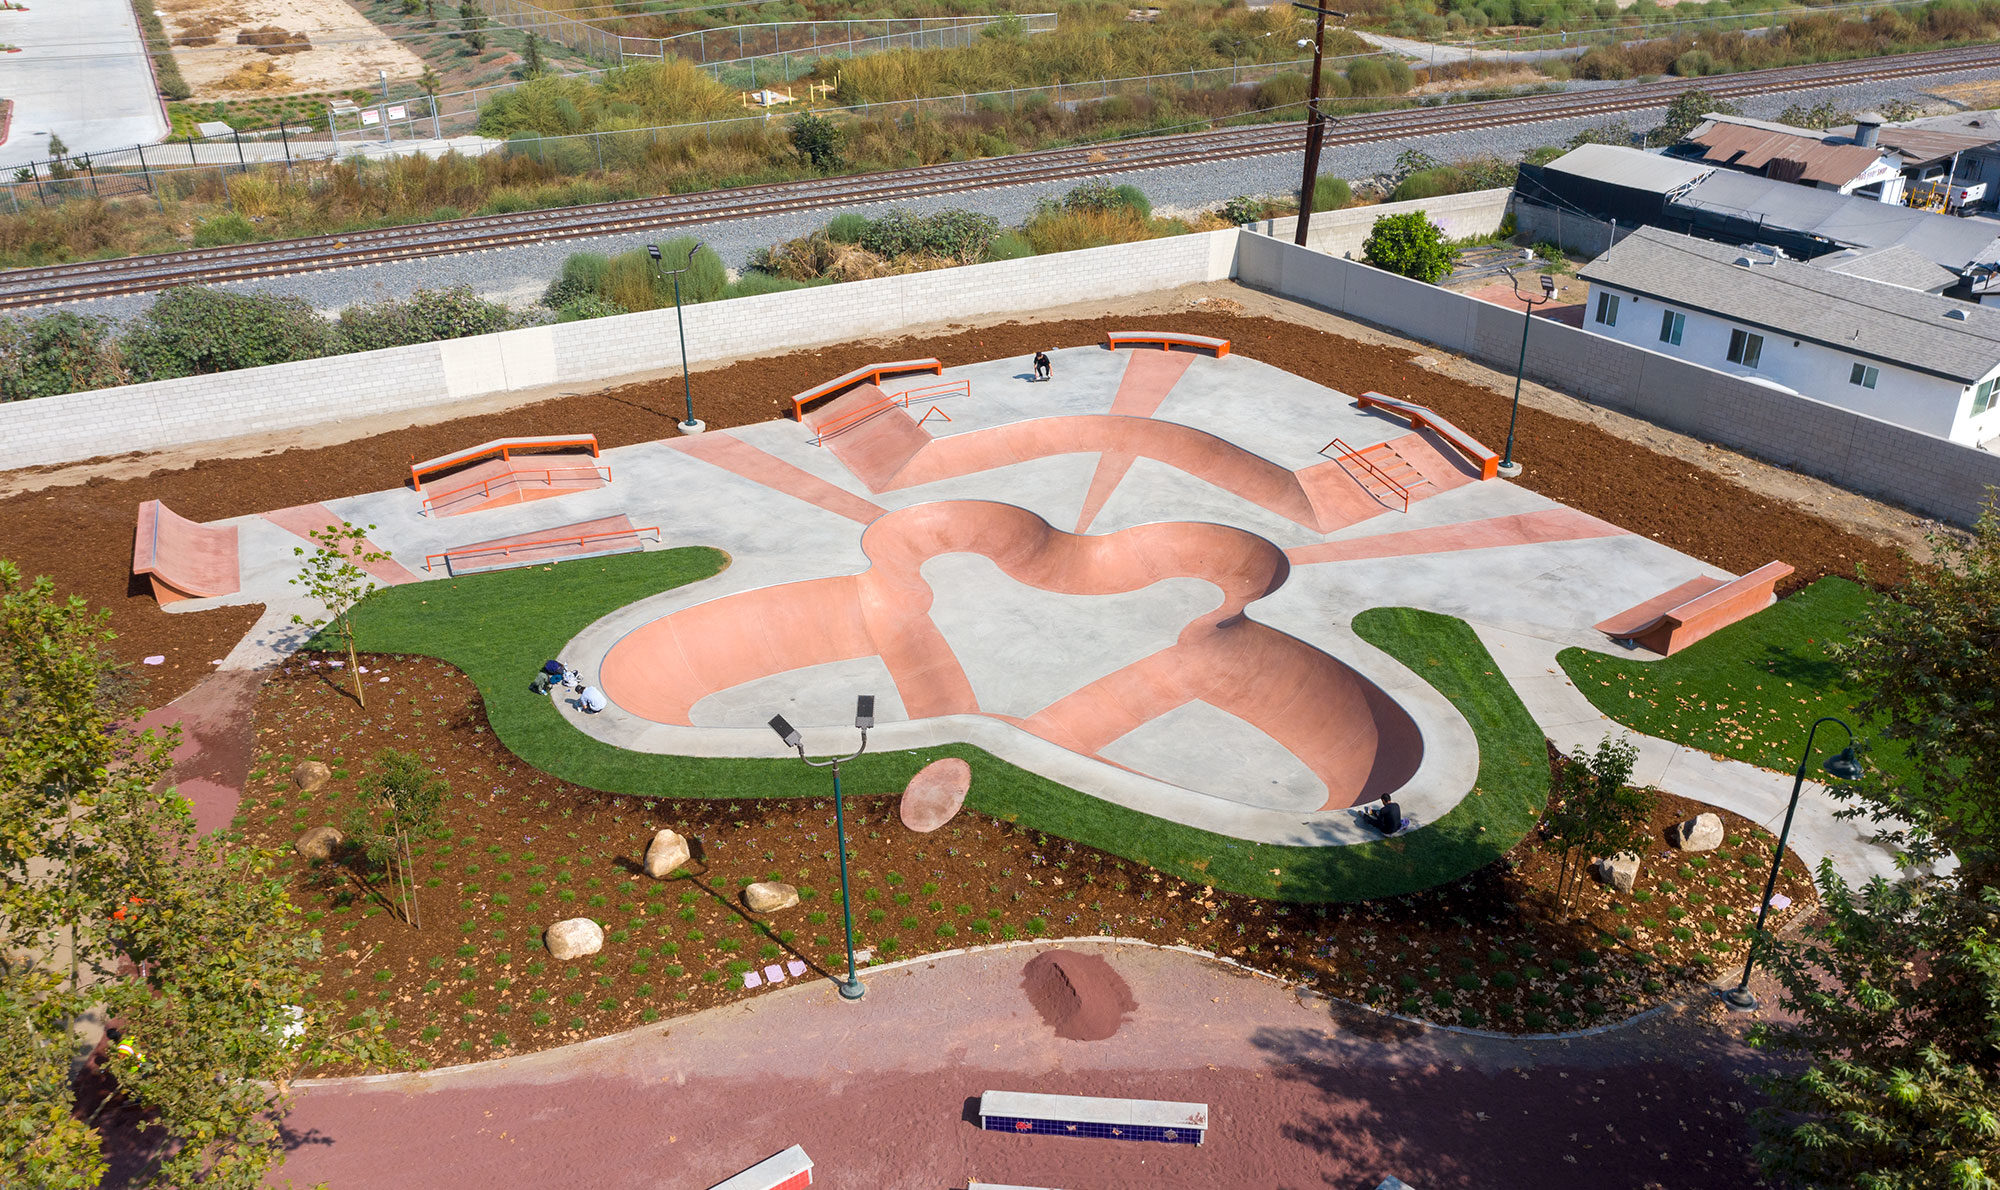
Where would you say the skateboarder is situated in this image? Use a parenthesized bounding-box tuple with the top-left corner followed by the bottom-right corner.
(1033, 350, 1052, 382)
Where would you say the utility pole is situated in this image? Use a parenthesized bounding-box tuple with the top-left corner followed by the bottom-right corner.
(1292, 5, 1348, 247)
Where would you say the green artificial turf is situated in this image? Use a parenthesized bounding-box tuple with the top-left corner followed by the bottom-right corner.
(1556, 576, 1907, 783)
(324, 555, 1547, 901)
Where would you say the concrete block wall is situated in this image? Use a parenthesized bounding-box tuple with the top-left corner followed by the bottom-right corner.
(0, 229, 1237, 471)
(1247, 188, 1513, 260)
(1240, 233, 2000, 524)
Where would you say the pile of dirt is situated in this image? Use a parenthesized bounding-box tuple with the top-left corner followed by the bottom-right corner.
(237, 24, 309, 53)
(1022, 950, 1137, 1040)
(172, 15, 227, 45)
(216, 58, 294, 91)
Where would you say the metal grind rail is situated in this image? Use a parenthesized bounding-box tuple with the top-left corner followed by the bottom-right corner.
(6, 43, 1999, 310)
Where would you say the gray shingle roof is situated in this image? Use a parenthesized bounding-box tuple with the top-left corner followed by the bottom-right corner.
(1670, 170, 2000, 272)
(1813, 245, 1961, 293)
(1579, 225, 2000, 384)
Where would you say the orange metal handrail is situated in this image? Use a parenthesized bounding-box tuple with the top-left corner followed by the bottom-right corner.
(419, 464, 612, 515)
(425, 525, 660, 572)
(810, 378, 973, 446)
(789, 359, 942, 421)
(1353, 392, 1500, 481)
(888, 378, 970, 406)
(1322, 437, 1411, 513)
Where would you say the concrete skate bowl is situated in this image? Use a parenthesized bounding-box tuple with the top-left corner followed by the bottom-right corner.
(598, 501, 1422, 814)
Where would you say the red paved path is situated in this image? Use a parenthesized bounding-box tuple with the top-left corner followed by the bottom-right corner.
(275, 942, 1777, 1189)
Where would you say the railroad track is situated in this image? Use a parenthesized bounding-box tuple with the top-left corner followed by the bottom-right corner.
(6, 41, 2000, 310)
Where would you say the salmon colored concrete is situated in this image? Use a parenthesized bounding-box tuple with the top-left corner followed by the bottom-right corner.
(808, 385, 933, 489)
(1353, 392, 1503, 481)
(432, 515, 654, 575)
(132, 499, 240, 605)
(1286, 508, 1628, 567)
(1600, 561, 1796, 655)
(671, 433, 886, 525)
(1593, 577, 1726, 639)
(1076, 349, 1198, 532)
(409, 434, 600, 491)
(1104, 330, 1232, 357)
(417, 455, 608, 517)
(599, 501, 1421, 810)
(261, 504, 420, 586)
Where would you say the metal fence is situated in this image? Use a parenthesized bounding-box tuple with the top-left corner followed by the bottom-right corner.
(1, 54, 1315, 212)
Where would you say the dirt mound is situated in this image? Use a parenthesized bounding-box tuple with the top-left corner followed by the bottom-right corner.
(238, 24, 310, 53)
(1022, 950, 1136, 1041)
(216, 58, 294, 91)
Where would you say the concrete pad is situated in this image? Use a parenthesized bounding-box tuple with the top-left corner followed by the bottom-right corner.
(1100, 698, 1328, 811)
(0, 0, 168, 168)
(689, 655, 907, 730)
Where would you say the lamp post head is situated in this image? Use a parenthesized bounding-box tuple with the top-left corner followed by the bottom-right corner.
(1824, 746, 1862, 782)
(768, 714, 801, 750)
(855, 694, 875, 730)
(1540, 274, 1557, 298)
(646, 244, 662, 262)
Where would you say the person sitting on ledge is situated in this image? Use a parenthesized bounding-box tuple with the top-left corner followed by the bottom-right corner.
(1360, 792, 1402, 835)
(578, 684, 608, 714)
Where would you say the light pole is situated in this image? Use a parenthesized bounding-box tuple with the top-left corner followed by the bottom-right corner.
(1291, 6, 1347, 246)
(647, 241, 705, 435)
(768, 695, 874, 1001)
(1723, 717, 1862, 1012)
(1498, 268, 1557, 479)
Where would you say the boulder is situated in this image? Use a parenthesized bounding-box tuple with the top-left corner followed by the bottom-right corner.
(292, 761, 331, 791)
(294, 826, 342, 861)
(1671, 812, 1725, 853)
(744, 881, 800, 913)
(899, 757, 972, 833)
(545, 918, 604, 961)
(1593, 851, 1641, 894)
(643, 829, 690, 879)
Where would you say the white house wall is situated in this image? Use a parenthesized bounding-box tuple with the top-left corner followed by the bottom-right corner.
(1585, 283, 1975, 442)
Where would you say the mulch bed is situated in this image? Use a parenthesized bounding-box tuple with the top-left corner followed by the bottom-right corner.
(0, 312, 1909, 712)
(245, 654, 1813, 1071)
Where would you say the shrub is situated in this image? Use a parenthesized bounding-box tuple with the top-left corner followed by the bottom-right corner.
(1020, 207, 1154, 255)
(789, 111, 845, 170)
(598, 240, 727, 311)
(122, 286, 329, 380)
(1254, 71, 1308, 112)
(334, 285, 518, 353)
(1218, 195, 1270, 225)
(554, 294, 627, 322)
(1389, 167, 1471, 203)
(858, 208, 1000, 263)
(1311, 176, 1352, 212)
(1049, 180, 1151, 220)
(192, 212, 256, 247)
(0, 312, 125, 400)
(542, 251, 611, 307)
(984, 231, 1034, 261)
(1362, 210, 1459, 283)
(723, 272, 808, 299)
(824, 212, 869, 243)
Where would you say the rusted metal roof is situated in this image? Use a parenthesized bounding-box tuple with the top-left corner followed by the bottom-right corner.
(1871, 127, 1995, 167)
(1688, 122, 1883, 187)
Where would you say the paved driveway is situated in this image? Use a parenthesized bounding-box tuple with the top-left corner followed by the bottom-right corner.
(1, 0, 169, 168)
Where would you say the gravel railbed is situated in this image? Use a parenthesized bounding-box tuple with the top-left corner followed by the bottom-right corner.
(43, 66, 2000, 325)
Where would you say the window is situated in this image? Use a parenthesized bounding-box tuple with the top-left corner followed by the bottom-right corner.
(1976, 379, 1997, 416)
(1727, 329, 1764, 369)
(1594, 292, 1620, 326)
(1849, 363, 1879, 389)
(1659, 310, 1685, 346)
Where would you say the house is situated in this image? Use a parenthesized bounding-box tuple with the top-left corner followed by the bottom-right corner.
(1830, 112, 2000, 212)
(1680, 113, 1907, 202)
(1577, 225, 2000, 445)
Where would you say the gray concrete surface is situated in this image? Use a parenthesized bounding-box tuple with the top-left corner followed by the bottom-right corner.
(0, 0, 168, 169)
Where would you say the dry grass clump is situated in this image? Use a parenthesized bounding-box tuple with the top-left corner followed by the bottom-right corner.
(215, 59, 295, 92)
(171, 15, 226, 46)
(1020, 207, 1162, 255)
(238, 24, 310, 54)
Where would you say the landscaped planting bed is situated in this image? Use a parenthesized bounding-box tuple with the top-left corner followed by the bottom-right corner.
(241, 653, 1811, 1071)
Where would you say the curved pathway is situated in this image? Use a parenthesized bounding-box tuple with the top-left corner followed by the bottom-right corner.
(275, 940, 1778, 1189)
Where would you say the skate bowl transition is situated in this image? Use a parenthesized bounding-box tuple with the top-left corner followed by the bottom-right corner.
(599, 500, 1423, 812)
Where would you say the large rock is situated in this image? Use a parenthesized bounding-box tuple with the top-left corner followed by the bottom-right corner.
(292, 761, 331, 791)
(643, 829, 690, 879)
(899, 758, 972, 833)
(544, 917, 604, 961)
(1672, 812, 1725, 853)
(744, 881, 800, 913)
(294, 826, 342, 861)
(1593, 852, 1641, 894)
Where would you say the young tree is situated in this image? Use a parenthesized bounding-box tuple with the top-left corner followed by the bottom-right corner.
(1, 560, 388, 1187)
(355, 748, 448, 929)
(521, 31, 544, 78)
(788, 111, 844, 171)
(1540, 735, 1649, 913)
(1649, 88, 1740, 146)
(1362, 210, 1460, 284)
(459, 1, 485, 52)
(288, 521, 386, 709)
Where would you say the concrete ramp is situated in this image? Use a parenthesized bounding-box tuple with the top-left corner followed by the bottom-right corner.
(805, 384, 932, 492)
(133, 500, 240, 606)
(1596, 561, 1794, 655)
(433, 515, 655, 576)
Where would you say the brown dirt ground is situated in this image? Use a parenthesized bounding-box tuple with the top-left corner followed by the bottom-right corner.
(0, 289, 1915, 713)
(245, 654, 1809, 1069)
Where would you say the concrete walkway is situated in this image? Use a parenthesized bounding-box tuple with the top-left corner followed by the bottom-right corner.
(1475, 622, 1901, 886)
(270, 939, 1777, 1189)
(0, 0, 168, 168)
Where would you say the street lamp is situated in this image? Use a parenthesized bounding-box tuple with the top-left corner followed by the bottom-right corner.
(768, 695, 875, 1001)
(1723, 717, 1862, 1012)
(1498, 268, 1557, 479)
(647, 241, 705, 435)
(1290, 5, 1348, 247)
